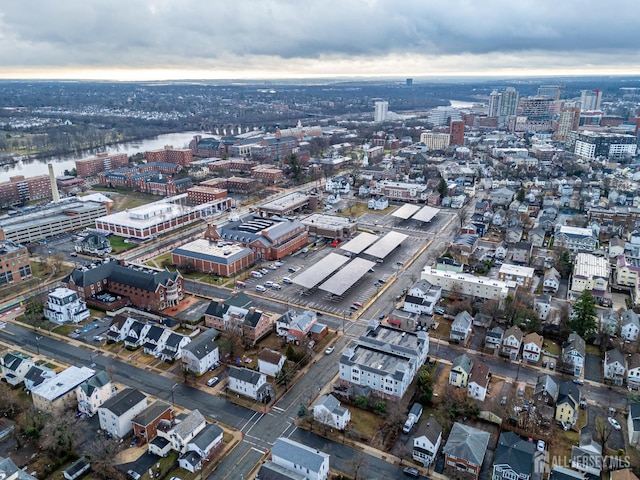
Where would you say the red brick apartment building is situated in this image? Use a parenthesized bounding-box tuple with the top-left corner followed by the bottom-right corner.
(172, 239, 255, 277)
(0, 175, 51, 207)
(449, 120, 465, 146)
(132, 401, 173, 446)
(251, 165, 284, 184)
(186, 186, 229, 206)
(66, 259, 184, 312)
(208, 158, 257, 173)
(75, 153, 129, 177)
(0, 240, 31, 287)
(145, 146, 193, 166)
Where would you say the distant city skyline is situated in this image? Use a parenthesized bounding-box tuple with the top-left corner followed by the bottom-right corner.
(1, 1, 640, 81)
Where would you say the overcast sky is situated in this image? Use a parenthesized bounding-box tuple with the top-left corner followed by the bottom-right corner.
(2, 0, 640, 80)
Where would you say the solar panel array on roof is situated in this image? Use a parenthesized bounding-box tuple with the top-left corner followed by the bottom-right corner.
(341, 232, 379, 254)
(291, 253, 350, 289)
(363, 231, 408, 258)
(412, 205, 439, 223)
(392, 203, 421, 219)
(319, 258, 376, 296)
(236, 217, 274, 233)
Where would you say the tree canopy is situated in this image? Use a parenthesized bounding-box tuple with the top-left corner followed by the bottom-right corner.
(568, 290, 598, 338)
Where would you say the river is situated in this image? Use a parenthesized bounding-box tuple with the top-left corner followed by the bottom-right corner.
(0, 130, 205, 183)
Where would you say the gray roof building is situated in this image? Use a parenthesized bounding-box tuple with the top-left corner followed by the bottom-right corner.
(271, 437, 330, 476)
(443, 422, 490, 467)
(100, 388, 146, 416)
(182, 329, 218, 360)
(493, 431, 535, 479)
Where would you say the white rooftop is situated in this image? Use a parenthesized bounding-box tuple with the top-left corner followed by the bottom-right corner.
(392, 203, 421, 220)
(319, 257, 376, 296)
(340, 232, 379, 254)
(292, 253, 350, 289)
(48, 287, 78, 300)
(574, 253, 610, 279)
(498, 263, 535, 278)
(558, 225, 594, 237)
(364, 231, 408, 258)
(412, 205, 439, 223)
(31, 366, 95, 401)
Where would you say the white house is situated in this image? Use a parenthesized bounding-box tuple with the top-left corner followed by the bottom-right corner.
(31, 366, 95, 413)
(604, 348, 626, 386)
(621, 310, 640, 342)
(628, 354, 640, 389)
(312, 394, 351, 430)
(403, 279, 442, 316)
(76, 371, 114, 417)
(467, 363, 490, 401)
(43, 287, 90, 324)
(271, 437, 330, 480)
(534, 294, 552, 321)
(180, 329, 219, 376)
(522, 332, 543, 363)
(450, 311, 473, 344)
(502, 325, 523, 360)
(228, 367, 273, 402)
(1, 352, 34, 386)
(180, 423, 224, 473)
(257, 349, 286, 378)
(326, 176, 350, 194)
(150, 409, 206, 456)
(98, 388, 147, 438)
(412, 417, 442, 467)
(449, 354, 473, 388)
(368, 195, 389, 210)
(562, 333, 586, 377)
(543, 267, 561, 294)
(628, 402, 640, 445)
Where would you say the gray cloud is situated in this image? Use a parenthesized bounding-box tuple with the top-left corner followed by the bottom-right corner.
(1, 0, 639, 77)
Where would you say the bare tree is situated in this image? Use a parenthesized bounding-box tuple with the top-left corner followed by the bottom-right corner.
(348, 451, 369, 480)
(82, 434, 127, 480)
(39, 413, 83, 457)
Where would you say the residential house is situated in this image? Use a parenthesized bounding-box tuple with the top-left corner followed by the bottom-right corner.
(491, 187, 515, 207)
(529, 228, 546, 248)
(443, 422, 490, 480)
(63, 457, 91, 480)
(495, 243, 508, 260)
(180, 329, 219, 376)
(368, 195, 389, 210)
(522, 333, 543, 363)
(627, 402, 640, 445)
(468, 362, 490, 401)
(403, 279, 442, 315)
(31, 366, 95, 413)
(132, 400, 172, 446)
(628, 354, 640, 390)
(534, 375, 559, 406)
(502, 325, 523, 360)
(534, 294, 552, 321)
(604, 348, 626, 386)
(449, 354, 473, 387)
(271, 437, 330, 480)
(554, 225, 597, 252)
(204, 292, 272, 345)
(556, 381, 580, 427)
(570, 253, 610, 303)
(23, 364, 55, 391)
(256, 461, 307, 480)
(276, 310, 326, 342)
(548, 466, 585, 480)
(621, 310, 640, 341)
(105, 314, 137, 343)
(339, 321, 429, 400)
(258, 349, 286, 378)
(485, 326, 504, 350)
(1, 352, 34, 386)
(98, 388, 147, 438)
(600, 309, 620, 337)
(179, 423, 224, 473)
(450, 311, 473, 344)
(492, 431, 537, 480)
(0, 456, 38, 480)
(450, 233, 479, 256)
(123, 320, 146, 348)
(506, 226, 524, 244)
(543, 267, 561, 294)
(609, 237, 626, 258)
(561, 333, 586, 377)
(43, 287, 90, 324)
(228, 367, 273, 402)
(571, 432, 603, 477)
(511, 242, 533, 264)
(312, 394, 351, 430)
(141, 324, 166, 356)
(150, 409, 206, 457)
(157, 332, 191, 362)
(76, 370, 114, 417)
(412, 416, 442, 467)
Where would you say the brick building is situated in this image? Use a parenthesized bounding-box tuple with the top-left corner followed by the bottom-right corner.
(172, 239, 255, 277)
(207, 158, 257, 173)
(204, 292, 272, 346)
(132, 400, 173, 446)
(0, 240, 31, 287)
(186, 185, 229, 206)
(76, 153, 129, 178)
(449, 120, 465, 146)
(189, 136, 227, 158)
(0, 174, 52, 207)
(65, 259, 184, 312)
(203, 176, 259, 194)
(251, 165, 284, 184)
(145, 146, 193, 166)
(207, 214, 308, 261)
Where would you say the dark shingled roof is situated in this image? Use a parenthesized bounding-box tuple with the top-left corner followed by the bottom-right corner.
(190, 423, 223, 450)
(229, 366, 263, 385)
(100, 388, 146, 416)
(67, 260, 181, 293)
(182, 329, 218, 360)
(132, 400, 171, 427)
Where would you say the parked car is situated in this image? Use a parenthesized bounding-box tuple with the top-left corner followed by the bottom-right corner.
(268, 264, 278, 270)
(272, 283, 282, 290)
(282, 277, 293, 284)
(573, 378, 584, 385)
(434, 307, 445, 315)
(274, 261, 285, 267)
(549, 362, 555, 370)
(256, 285, 266, 292)
(541, 359, 548, 368)
(127, 471, 141, 480)
(353, 302, 363, 307)
(325, 346, 335, 355)
(251, 271, 263, 278)
(92, 335, 104, 342)
(537, 440, 546, 452)
(206, 377, 219, 387)
(264, 281, 274, 288)
(403, 467, 420, 478)
(608, 417, 621, 430)
(259, 268, 269, 275)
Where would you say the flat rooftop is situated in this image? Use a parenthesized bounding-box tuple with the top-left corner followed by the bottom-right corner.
(498, 263, 535, 278)
(259, 192, 309, 212)
(31, 366, 95, 401)
(301, 213, 355, 229)
(319, 257, 375, 296)
(340, 232, 379, 254)
(363, 231, 408, 258)
(392, 204, 421, 220)
(292, 252, 350, 289)
(173, 239, 251, 264)
(412, 205, 439, 223)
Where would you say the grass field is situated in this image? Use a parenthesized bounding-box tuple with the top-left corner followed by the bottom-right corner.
(109, 236, 137, 254)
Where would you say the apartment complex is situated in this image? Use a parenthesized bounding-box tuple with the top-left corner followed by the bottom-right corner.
(422, 268, 509, 302)
(0, 174, 51, 207)
(186, 185, 229, 206)
(75, 152, 129, 177)
(573, 131, 637, 159)
(145, 145, 193, 166)
(0, 240, 31, 287)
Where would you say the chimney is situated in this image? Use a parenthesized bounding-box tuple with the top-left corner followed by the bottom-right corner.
(48, 164, 61, 203)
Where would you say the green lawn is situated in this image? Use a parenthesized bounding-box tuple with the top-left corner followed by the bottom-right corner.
(108, 236, 137, 253)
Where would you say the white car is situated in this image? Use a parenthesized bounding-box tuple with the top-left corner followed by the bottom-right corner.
(272, 283, 282, 290)
(268, 264, 278, 270)
(325, 346, 335, 354)
(537, 440, 545, 452)
(264, 281, 274, 288)
(206, 377, 219, 387)
(255, 285, 266, 292)
(608, 417, 621, 430)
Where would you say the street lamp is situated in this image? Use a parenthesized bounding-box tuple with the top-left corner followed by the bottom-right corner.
(171, 382, 179, 406)
(35, 336, 42, 355)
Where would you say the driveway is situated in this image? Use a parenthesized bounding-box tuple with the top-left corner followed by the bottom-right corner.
(584, 354, 602, 383)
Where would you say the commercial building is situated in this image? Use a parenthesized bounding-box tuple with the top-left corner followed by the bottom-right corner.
(206, 214, 308, 261)
(75, 152, 129, 177)
(449, 120, 465, 146)
(570, 253, 610, 302)
(573, 131, 637, 159)
(0, 174, 52, 207)
(339, 320, 429, 400)
(172, 239, 255, 277)
(257, 192, 309, 217)
(374, 101, 389, 122)
(422, 268, 509, 302)
(420, 132, 451, 151)
(145, 145, 193, 166)
(66, 258, 184, 312)
(0, 240, 31, 287)
(301, 213, 358, 240)
(554, 225, 597, 252)
(0, 198, 107, 244)
(95, 194, 227, 240)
